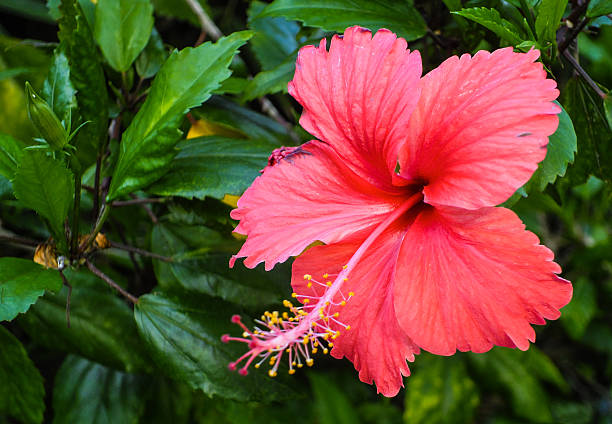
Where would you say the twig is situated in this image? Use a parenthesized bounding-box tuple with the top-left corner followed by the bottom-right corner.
(87, 260, 139, 304)
(60, 271, 72, 328)
(184, 0, 222, 44)
(562, 49, 607, 99)
(130, 194, 159, 224)
(112, 197, 167, 207)
(0, 234, 40, 247)
(558, 17, 589, 53)
(80, 201, 110, 252)
(109, 241, 174, 262)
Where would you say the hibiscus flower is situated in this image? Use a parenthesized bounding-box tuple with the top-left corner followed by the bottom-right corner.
(223, 26, 573, 397)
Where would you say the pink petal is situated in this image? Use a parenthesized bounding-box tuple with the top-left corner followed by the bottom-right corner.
(231, 141, 404, 271)
(399, 48, 560, 209)
(289, 26, 422, 188)
(393, 205, 572, 355)
(292, 222, 419, 397)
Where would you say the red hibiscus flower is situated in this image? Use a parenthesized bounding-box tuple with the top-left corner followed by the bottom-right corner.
(223, 26, 573, 397)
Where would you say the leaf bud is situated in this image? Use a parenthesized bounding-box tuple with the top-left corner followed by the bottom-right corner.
(25, 82, 68, 150)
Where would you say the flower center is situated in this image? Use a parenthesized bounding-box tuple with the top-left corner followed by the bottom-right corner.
(223, 191, 424, 376)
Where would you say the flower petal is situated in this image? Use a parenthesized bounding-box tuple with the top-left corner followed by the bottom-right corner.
(289, 26, 422, 188)
(399, 48, 560, 209)
(292, 223, 419, 397)
(393, 205, 572, 356)
(231, 141, 404, 271)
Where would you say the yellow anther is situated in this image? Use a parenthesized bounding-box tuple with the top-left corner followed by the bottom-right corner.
(302, 337, 309, 345)
(340, 301, 346, 306)
(242, 331, 248, 337)
(304, 274, 312, 280)
(292, 293, 297, 298)
(303, 299, 310, 304)
(325, 301, 330, 306)
(343, 265, 348, 269)
(306, 359, 314, 367)
(343, 278, 348, 282)
(288, 369, 296, 375)
(255, 363, 260, 369)
(313, 341, 319, 347)
(292, 361, 297, 366)
(348, 292, 355, 297)
(286, 348, 291, 353)
(328, 342, 334, 347)
(268, 370, 277, 377)
(307, 282, 312, 288)
(323, 334, 330, 340)
(283, 312, 289, 319)
(297, 363, 303, 368)
(333, 312, 339, 318)
(312, 348, 318, 354)
(323, 348, 329, 354)
(326, 281, 332, 287)
(323, 273, 329, 278)
(346, 325, 351, 330)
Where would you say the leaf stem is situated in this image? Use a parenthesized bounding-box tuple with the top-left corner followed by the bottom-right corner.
(519, 0, 537, 35)
(109, 240, 173, 262)
(0, 234, 40, 247)
(86, 260, 139, 304)
(80, 201, 111, 252)
(112, 197, 167, 207)
(60, 271, 72, 328)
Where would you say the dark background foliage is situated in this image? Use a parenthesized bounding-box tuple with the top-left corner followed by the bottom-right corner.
(0, 0, 611, 423)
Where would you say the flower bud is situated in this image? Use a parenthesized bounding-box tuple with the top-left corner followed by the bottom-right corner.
(25, 82, 68, 150)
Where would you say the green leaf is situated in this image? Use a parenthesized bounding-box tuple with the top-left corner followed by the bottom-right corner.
(526, 104, 577, 192)
(0, 0, 54, 23)
(19, 271, 151, 373)
(195, 96, 291, 146)
(52, 355, 147, 424)
(42, 50, 77, 126)
(261, 0, 427, 41)
(587, 0, 612, 18)
(0, 326, 45, 424)
(535, 0, 568, 45)
(150, 136, 271, 199)
(453, 7, 523, 45)
(248, 1, 299, 71)
(243, 59, 296, 101)
(309, 373, 361, 424)
(12, 150, 74, 249)
(94, 0, 154, 72)
(150, 0, 208, 25)
(107, 31, 252, 201)
(0, 257, 62, 322)
(469, 347, 560, 422)
(134, 290, 296, 401)
(561, 277, 597, 340)
(135, 27, 167, 79)
(404, 355, 479, 424)
(58, 0, 109, 167)
(141, 379, 194, 424)
(604, 94, 612, 130)
(0, 132, 23, 179)
(150, 222, 287, 307)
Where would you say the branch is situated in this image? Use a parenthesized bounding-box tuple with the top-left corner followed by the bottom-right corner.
(562, 49, 607, 99)
(184, 0, 222, 44)
(112, 197, 167, 207)
(109, 241, 174, 262)
(87, 260, 139, 304)
(0, 234, 40, 248)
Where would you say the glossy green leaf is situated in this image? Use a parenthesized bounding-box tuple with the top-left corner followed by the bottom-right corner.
(135, 27, 167, 79)
(526, 104, 577, 192)
(19, 270, 151, 373)
(561, 278, 597, 340)
(0, 0, 54, 23)
(58, 0, 109, 166)
(404, 355, 479, 424)
(0, 326, 45, 424)
(248, 1, 299, 71)
(134, 290, 295, 401)
(12, 151, 73, 249)
(94, 0, 154, 72)
(587, 0, 612, 18)
(243, 59, 295, 101)
(195, 96, 290, 146)
(453, 7, 523, 45)
(150, 222, 287, 307)
(0, 132, 23, 179)
(0, 257, 62, 322)
(107, 31, 252, 201)
(150, 136, 271, 199)
(309, 373, 360, 424)
(261, 0, 427, 41)
(53, 355, 147, 424)
(140, 378, 194, 424)
(42, 50, 77, 126)
(535, 0, 568, 45)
